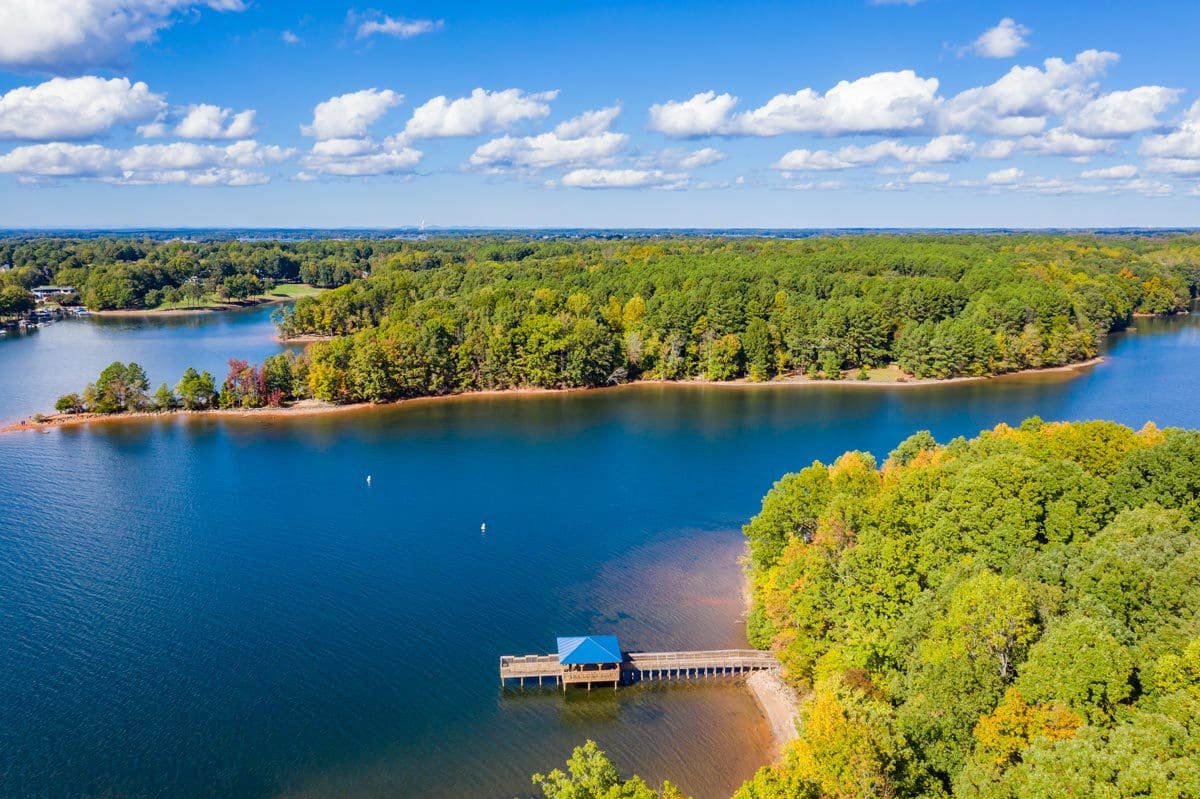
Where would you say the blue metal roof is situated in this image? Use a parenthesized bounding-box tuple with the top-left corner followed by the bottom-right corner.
(556, 635, 622, 665)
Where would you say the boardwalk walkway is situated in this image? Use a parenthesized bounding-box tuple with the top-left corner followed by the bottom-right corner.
(499, 648, 778, 690)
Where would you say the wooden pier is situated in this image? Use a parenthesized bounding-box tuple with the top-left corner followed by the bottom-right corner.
(499, 648, 779, 691)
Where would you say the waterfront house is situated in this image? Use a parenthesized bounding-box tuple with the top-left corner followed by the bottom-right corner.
(32, 286, 76, 302)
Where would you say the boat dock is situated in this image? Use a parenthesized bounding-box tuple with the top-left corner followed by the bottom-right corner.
(499, 635, 779, 691)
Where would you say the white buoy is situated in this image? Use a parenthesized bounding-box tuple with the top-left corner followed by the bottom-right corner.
(366, 475, 372, 487)
(481, 522, 486, 534)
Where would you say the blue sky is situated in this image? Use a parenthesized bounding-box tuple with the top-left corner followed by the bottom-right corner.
(1, 0, 1199, 228)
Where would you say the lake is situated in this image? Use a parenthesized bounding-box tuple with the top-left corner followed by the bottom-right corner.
(2, 308, 1200, 798)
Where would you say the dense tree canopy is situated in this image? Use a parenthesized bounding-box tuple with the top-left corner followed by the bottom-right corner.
(0, 237, 357, 310)
(265, 234, 1199, 399)
(736, 419, 1200, 798)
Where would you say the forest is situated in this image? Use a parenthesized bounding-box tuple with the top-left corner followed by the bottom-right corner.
(272, 234, 1198, 396)
(730, 418, 1200, 798)
(25, 234, 1200, 416)
(0, 237, 367, 309)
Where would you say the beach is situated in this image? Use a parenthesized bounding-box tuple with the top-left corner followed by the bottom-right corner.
(1, 356, 1106, 434)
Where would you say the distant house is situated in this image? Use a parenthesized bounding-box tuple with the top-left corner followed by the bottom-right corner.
(32, 286, 76, 302)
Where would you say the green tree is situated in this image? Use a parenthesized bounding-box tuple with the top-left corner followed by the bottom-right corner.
(532, 741, 689, 799)
(153, 383, 177, 411)
(91, 361, 151, 413)
(707, 333, 744, 381)
(1015, 615, 1132, 722)
(175, 367, 218, 410)
(54, 393, 83, 413)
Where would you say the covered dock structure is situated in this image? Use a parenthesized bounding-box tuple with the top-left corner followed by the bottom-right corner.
(499, 635, 778, 691)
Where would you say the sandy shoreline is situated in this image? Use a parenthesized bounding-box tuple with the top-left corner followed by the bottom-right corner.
(1, 357, 1105, 435)
(738, 550, 800, 759)
(746, 670, 800, 756)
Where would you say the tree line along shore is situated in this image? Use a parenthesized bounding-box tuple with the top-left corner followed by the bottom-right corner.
(8, 233, 1198, 422)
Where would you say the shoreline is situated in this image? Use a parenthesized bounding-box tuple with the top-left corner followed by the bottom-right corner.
(739, 550, 800, 759)
(89, 293, 302, 318)
(1, 357, 1106, 435)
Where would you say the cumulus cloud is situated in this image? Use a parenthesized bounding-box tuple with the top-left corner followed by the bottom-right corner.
(972, 18, 1030, 59)
(1144, 157, 1200, 176)
(978, 139, 1017, 159)
(301, 89, 402, 140)
(468, 105, 625, 170)
(907, 170, 950, 183)
(1140, 101, 1200, 160)
(0, 76, 164, 140)
(649, 71, 940, 138)
(1080, 164, 1139, 179)
(299, 140, 422, 177)
(0, 0, 245, 72)
(560, 168, 686, 189)
(405, 88, 557, 139)
(354, 15, 442, 40)
(139, 103, 257, 139)
(1068, 86, 1182, 137)
(986, 167, 1023, 185)
(983, 171, 1169, 196)
(1017, 127, 1113, 157)
(281, 30, 301, 45)
(0, 139, 290, 185)
(773, 135, 974, 171)
(676, 147, 728, 169)
(940, 50, 1118, 136)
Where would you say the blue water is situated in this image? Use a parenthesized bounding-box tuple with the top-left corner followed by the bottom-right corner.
(1, 310, 1199, 798)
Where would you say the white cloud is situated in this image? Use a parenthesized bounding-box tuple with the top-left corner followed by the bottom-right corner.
(300, 141, 422, 177)
(281, 30, 300, 45)
(355, 15, 442, 40)
(986, 167, 1023, 185)
(676, 147, 727, 169)
(1018, 127, 1113, 157)
(561, 168, 686, 189)
(647, 91, 738, 138)
(649, 71, 940, 138)
(940, 50, 1119, 136)
(773, 135, 974, 171)
(1144, 158, 1200, 176)
(301, 89, 402, 140)
(1068, 86, 1182, 137)
(790, 180, 844, 191)
(1119, 178, 1172, 196)
(405, 88, 557, 139)
(1080, 164, 1138, 179)
(468, 105, 626, 170)
(1140, 101, 1200, 159)
(0, 76, 164, 140)
(972, 18, 1030, 59)
(0, 0, 245, 72)
(0, 139, 289, 185)
(139, 103, 257, 139)
(978, 139, 1017, 159)
(907, 170, 950, 183)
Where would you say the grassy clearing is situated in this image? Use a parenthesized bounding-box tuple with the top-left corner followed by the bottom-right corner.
(149, 283, 327, 311)
(266, 283, 326, 300)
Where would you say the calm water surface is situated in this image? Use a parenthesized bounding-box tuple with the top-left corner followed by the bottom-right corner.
(2, 310, 1200, 798)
